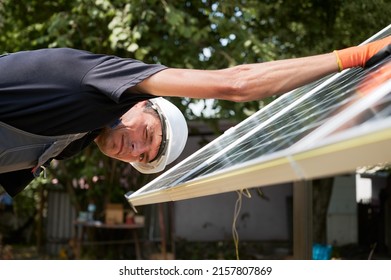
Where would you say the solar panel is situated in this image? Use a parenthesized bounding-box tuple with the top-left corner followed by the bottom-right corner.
(125, 25, 391, 208)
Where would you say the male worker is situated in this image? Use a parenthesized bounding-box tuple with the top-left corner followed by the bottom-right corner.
(0, 35, 390, 197)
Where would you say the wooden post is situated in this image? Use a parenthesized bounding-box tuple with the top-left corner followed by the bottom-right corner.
(158, 203, 167, 259)
(293, 180, 313, 260)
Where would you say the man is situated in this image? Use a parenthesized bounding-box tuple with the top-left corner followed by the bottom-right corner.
(1, 36, 390, 197)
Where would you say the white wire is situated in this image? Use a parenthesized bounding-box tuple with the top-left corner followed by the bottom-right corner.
(232, 189, 252, 260)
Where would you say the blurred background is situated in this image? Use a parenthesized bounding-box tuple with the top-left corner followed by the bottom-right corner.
(0, 0, 390, 260)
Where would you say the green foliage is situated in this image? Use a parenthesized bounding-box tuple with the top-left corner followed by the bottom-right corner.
(1, 0, 390, 212)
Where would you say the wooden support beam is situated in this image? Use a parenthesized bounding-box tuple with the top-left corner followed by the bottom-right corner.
(293, 180, 313, 260)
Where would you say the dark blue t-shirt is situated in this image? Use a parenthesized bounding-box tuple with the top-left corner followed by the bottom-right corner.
(0, 48, 167, 195)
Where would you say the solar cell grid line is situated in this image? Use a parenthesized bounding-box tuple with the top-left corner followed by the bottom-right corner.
(126, 25, 391, 206)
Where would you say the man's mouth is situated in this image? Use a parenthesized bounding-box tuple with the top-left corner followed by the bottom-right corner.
(117, 135, 124, 156)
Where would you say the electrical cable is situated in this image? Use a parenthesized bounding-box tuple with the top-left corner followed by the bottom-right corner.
(232, 189, 251, 260)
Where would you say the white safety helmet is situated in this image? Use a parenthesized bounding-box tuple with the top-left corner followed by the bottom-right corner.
(131, 97, 188, 174)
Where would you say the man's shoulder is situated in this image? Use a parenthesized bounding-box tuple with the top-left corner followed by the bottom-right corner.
(9, 47, 112, 66)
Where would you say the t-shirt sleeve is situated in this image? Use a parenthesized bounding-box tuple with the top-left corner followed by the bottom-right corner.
(0, 169, 35, 197)
(82, 55, 167, 103)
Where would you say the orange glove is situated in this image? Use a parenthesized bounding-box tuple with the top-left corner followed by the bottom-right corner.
(334, 36, 391, 71)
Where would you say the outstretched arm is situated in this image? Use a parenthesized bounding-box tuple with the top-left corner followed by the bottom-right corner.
(134, 36, 391, 102)
(136, 53, 337, 102)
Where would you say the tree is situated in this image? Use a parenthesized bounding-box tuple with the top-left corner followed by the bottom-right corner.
(1, 0, 390, 247)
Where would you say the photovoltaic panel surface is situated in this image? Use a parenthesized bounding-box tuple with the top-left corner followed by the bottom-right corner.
(126, 25, 391, 207)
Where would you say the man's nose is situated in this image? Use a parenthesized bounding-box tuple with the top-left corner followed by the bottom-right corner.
(131, 143, 148, 160)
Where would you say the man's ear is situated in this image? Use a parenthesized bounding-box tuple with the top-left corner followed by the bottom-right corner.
(119, 100, 147, 123)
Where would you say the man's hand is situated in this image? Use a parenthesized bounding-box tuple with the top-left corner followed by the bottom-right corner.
(334, 36, 391, 71)
(364, 44, 391, 68)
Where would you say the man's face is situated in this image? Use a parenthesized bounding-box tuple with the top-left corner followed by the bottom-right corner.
(94, 101, 163, 164)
